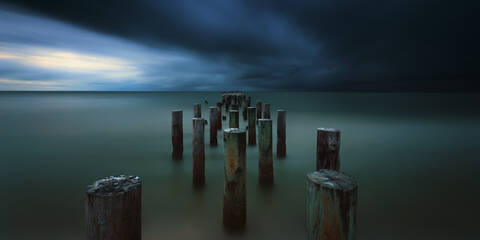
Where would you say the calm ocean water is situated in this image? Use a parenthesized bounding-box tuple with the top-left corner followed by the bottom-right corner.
(1, 92, 479, 239)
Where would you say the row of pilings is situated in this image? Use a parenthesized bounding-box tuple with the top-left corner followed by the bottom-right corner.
(84, 92, 358, 240)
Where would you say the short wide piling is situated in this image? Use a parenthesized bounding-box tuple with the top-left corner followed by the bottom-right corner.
(229, 110, 239, 128)
(276, 110, 287, 158)
(316, 128, 341, 170)
(258, 119, 273, 184)
(247, 107, 256, 145)
(306, 170, 357, 240)
(193, 118, 205, 187)
(223, 128, 247, 231)
(86, 175, 142, 240)
(210, 107, 218, 146)
(171, 110, 183, 160)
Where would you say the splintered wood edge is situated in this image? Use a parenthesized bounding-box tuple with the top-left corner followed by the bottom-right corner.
(87, 175, 141, 196)
(307, 170, 357, 191)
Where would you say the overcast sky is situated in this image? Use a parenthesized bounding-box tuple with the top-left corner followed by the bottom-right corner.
(0, 0, 478, 91)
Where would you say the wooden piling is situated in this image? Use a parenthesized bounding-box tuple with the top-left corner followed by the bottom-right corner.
(247, 107, 256, 145)
(223, 128, 247, 231)
(256, 101, 262, 120)
(306, 170, 357, 240)
(316, 128, 341, 170)
(242, 106, 247, 121)
(193, 118, 205, 187)
(209, 107, 218, 146)
(276, 110, 286, 158)
(171, 110, 183, 160)
(193, 103, 201, 118)
(217, 102, 222, 131)
(263, 103, 271, 119)
(258, 119, 273, 184)
(229, 110, 239, 128)
(86, 175, 141, 240)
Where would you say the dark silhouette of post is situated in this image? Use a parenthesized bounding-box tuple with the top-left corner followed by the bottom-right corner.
(229, 110, 239, 128)
(306, 170, 357, 240)
(223, 128, 246, 231)
(193, 118, 205, 187)
(258, 119, 273, 185)
(256, 101, 262, 120)
(247, 107, 256, 145)
(209, 107, 218, 146)
(316, 128, 340, 170)
(86, 175, 142, 240)
(171, 110, 183, 160)
(217, 102, 222, 131)
(263, 103, 271, 119)
(276, 110, 286, 158)
(193, 103, 201, 118)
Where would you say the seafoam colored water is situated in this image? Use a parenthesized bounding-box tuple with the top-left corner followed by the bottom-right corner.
(1, 92, 479, 239)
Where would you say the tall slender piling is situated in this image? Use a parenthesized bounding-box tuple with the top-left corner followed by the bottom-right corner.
(306, 170, 357, 240)
(193, 118, 205, 187)
(193, 103, 201, 118)
(247, 107, 256, 145)
(229, 110, 239, 128)
(217, 102, 223, 131)
(209, 107, 218, 146)
(86, 175, 142, 240)
(263, 103, 271, 119)
(223, 128, 247, 231)
(256, 101, 262, 120)
(258, 119, 273, 184)
(171, 110, 183, 160)
(316, 128, 341, 170)
(276, 110, 287, 158)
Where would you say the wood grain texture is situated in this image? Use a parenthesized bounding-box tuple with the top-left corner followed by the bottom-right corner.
(193, 118, 205, 187)
(229, 110, 239, 128)
(85, 175, 142, 240)
(263, 103, 271, 119)
(276, 110, 287, 158)
(209, 107, 218, 146)
(247, 107, 256, 145)
(316, 128, 341, 170)
(306, 170, 357, 240)
(258, 119, 273, 185)
(193, 103, 201, 118)
(223, 128, 247, 231)
(171, 110, 183, 160)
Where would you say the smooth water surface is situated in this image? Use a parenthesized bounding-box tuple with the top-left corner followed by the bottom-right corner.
(1, 92, 479, 239)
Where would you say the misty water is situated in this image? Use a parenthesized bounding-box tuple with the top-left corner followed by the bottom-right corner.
(1, 92, 479, 239)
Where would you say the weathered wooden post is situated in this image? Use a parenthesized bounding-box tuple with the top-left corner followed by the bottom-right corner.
(316, 128, 341, 170)
(247, 97, 251, 107)
(276, 110, 286, 158)
(223, 128, 247, 231)
(209, 107, 218, 146)
(256, 101, 262, 120)
(193, 118, 205, 187)
(247, 107, 256, 145)
(258, 119, 273, 184)
(217, 102, 223, 131)
(172, 110, 183, 160)
(229, 110, 239, 128)
(242, 106, 247, 121)
(86, 175, 142, 240)
(306, 170, 357, 240)
(263, 103, 271, 119)
(193, 103, 201, 118)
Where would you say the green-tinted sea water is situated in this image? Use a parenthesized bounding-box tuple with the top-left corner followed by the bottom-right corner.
(1, 92, 479, 239)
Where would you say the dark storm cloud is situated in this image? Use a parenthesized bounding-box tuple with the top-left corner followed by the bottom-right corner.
(1, 0, 478, 91)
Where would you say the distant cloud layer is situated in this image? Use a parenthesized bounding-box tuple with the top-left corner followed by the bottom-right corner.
(0, 1, 478, 91)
